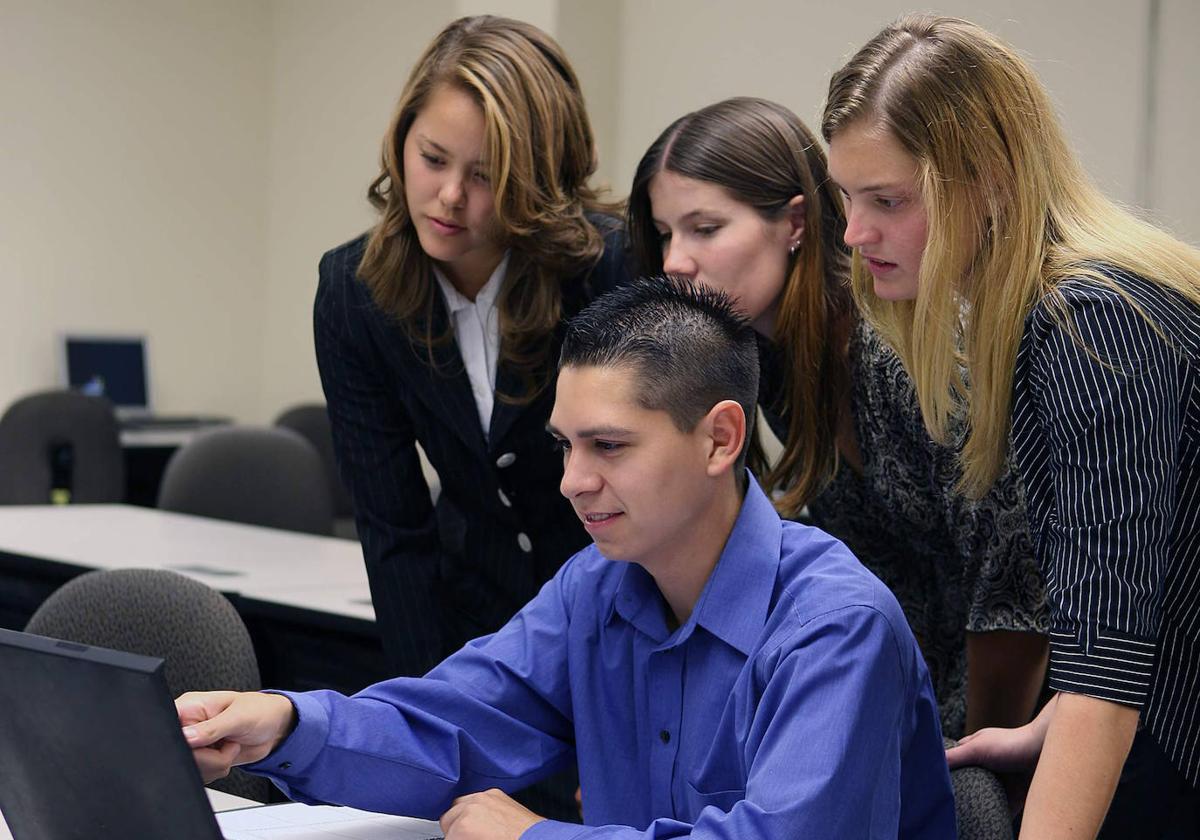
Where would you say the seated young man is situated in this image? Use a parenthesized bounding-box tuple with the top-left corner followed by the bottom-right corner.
(177, 278, 955, 839)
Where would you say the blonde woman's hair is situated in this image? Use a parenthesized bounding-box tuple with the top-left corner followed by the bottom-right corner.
(626, 98, 852, 516)
(822, 13, 1200, 497)
(359, 15, 611, 399)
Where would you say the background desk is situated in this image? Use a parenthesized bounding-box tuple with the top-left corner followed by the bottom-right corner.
(0, 505, 387, 693)
(120, 422, 230, 506)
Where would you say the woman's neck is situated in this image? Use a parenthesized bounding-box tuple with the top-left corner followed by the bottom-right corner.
(438, 249, 506, 302)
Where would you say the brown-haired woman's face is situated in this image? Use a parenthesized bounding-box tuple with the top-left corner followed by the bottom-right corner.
(647, 170, 802, 338)
(402, 84, 504, 295)
(828, 122, 928, 302)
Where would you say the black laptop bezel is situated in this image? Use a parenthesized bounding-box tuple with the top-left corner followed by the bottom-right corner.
(0, 627, 223, 839)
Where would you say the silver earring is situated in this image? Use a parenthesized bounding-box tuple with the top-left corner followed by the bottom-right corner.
(788, 242, 800, 256)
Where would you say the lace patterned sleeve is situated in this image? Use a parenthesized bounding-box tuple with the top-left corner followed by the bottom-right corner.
(953, 448, 1048, 635)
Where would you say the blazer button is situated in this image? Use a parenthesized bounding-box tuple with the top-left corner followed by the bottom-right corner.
(496, 452, 517, 468)
(498, 487, 512, 508)
(517, 532, 533, 553)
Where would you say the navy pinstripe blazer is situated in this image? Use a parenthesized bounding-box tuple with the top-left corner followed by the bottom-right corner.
(314, 222, 631, 677)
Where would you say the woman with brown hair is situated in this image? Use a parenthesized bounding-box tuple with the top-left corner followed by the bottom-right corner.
(627, 96, 1048, 741)
(315, 15, 629, 692)
(823, 14, 1200, 836)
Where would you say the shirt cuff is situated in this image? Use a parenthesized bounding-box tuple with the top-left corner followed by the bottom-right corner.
(244, 690, 331, 778)
(1047, 626, 1157, 708)
(521, 819, 590, 840)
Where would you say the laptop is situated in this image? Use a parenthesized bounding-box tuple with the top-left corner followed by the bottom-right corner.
(59, 334, 228, 429)
(0, 627, 224, 839)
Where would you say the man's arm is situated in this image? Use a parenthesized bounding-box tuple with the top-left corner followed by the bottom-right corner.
(178, 556, 582, 820)
(1019, 693, 1138, 839)
(965, 630, 1048, 733)
(180, 692, 549, 840)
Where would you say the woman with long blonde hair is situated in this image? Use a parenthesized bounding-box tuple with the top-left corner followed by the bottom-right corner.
(823, 14, 1200, 837)
(627, 96, 1047, 741)
(314, 11, 627, 744)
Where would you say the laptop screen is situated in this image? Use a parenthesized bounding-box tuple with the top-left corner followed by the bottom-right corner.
(61, 335, 149, 413)
(0, 628, 223, 840)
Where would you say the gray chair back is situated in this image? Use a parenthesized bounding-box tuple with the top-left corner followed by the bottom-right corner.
(946, 738, 1014, 840)
(273, 403, 354, 520)
(25, 568, 270, 801)
(157, 426, 334, 535)
(0, 390, 124, 504)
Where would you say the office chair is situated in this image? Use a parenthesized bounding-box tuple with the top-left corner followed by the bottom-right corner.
(0, 389, 125, 504)
(157, 426, 335, 536)
(273, 402, 447, 541)
(25, 568, 270, 802)
(273, 403, 356, 539)
(946, 738, 1015, 840)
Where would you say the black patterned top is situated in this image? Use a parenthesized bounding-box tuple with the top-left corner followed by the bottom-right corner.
(759, 320, 1048, 738)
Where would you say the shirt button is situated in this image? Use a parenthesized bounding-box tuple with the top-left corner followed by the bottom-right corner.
(278, 761, 292, 770)
(517, 532, 533, 553)
(659, 730, 671, 744)
(498, 487, 512, 508)
(496, 452, 517, 468)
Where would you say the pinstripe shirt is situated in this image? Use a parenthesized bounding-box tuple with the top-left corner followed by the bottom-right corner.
(1010, 268, 1200, 786)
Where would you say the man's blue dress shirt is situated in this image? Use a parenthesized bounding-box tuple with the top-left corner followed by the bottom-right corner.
(252, 478, 955, 838)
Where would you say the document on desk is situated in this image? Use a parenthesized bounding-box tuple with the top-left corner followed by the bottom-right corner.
(218, 802, 443, 839)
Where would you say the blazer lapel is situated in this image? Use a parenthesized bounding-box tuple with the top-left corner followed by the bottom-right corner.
(489, 303, 573, 451)
(487, 358, 533, 450)
(428, 333, 488, 456)
(392, 293, 488, 458)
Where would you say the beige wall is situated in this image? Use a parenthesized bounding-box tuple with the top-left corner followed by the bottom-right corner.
(1153, 0, 1200, 244)
(3, 1, 1196, 425)
(2, 0, 271, 421)
(609, 0, 1150, 203)
(255, 1, 446, 421)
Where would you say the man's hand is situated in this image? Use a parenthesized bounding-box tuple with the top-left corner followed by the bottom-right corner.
(175, 690, 297, 783)
(440, 789, 545, 840)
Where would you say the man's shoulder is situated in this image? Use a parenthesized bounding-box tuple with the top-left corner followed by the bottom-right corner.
(754, 522, 925, 697)
(773, 520, 911, 634)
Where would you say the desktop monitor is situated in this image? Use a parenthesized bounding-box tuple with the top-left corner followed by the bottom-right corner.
(60, 334, 150, 415)
(0, 627, 224, 839)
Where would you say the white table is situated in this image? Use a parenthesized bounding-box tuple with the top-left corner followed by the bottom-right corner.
(0, 504, 373, 619)
(120, 426, 218, 449)
(0, 504, 387, 692)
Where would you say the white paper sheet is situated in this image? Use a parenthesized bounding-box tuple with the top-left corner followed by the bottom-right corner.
(218, 802, 443, 839)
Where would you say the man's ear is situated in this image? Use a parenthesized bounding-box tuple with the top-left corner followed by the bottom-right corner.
(703, 400, 747, 478)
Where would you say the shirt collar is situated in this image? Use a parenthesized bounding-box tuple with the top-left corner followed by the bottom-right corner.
(611, 473, 783, 655)
(434, 252, 510, 314)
